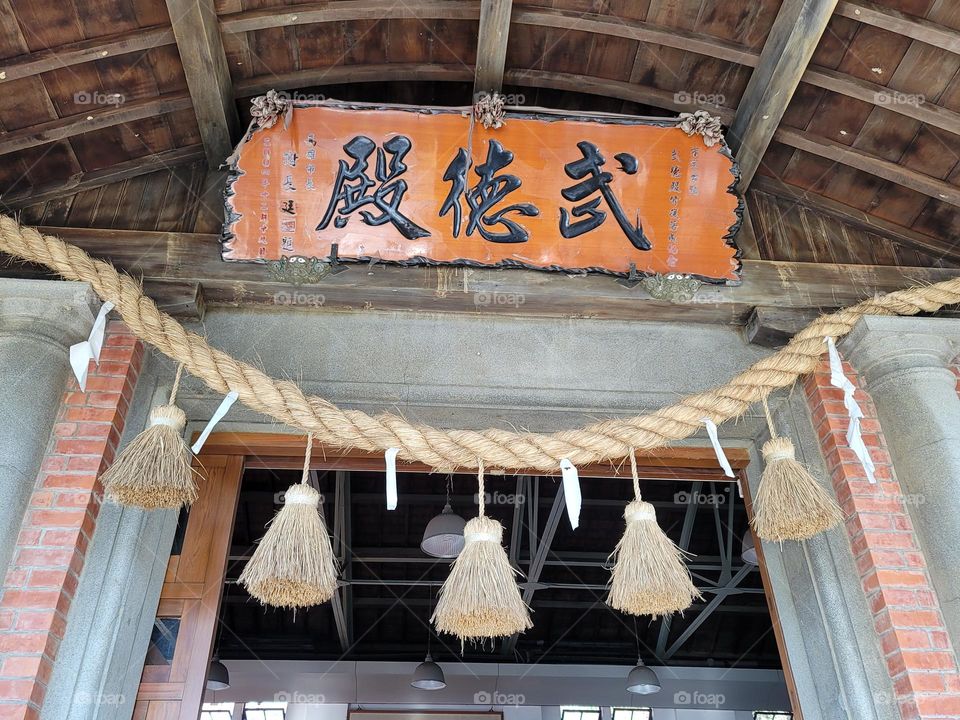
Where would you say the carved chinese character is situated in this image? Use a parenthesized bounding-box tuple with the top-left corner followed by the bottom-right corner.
(317, 135, 429, 240)
(559, 141, 651, 251)
(440, 140, 539, 243)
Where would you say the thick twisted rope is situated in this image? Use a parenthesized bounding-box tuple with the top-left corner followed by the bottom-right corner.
(3, 216, 960, 471)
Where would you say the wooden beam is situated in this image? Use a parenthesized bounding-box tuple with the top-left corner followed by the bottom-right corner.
(836, 1, 960, 54)
(474, 0, 514, 95)
(0, 26, 175, 83)
(745, 306, 820, 348)
(752, 174, 960, 262)
(165, 0, 239, 166)
(0, 92, 192, 156)
(0, 145, 204, 209)
(5, 225, 959, 326)
(773, 125, 960, 207)
(219, 0, 478, 33)
(728, 0, 839, 190)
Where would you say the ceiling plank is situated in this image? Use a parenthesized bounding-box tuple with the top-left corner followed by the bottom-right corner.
(474, 0, 514, 95)
(8, 225, 960, 326)
(0, 145, 205, 210)
(728, 0, 840, 190)
(165, 0, 240, 166)
(0, 92, 192, 157)
(752, 174, 960, 262)
(0, 26, 175, 83)
(836, 1, 960, 54)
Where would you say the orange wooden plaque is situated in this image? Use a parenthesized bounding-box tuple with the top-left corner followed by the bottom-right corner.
(223, 102, 742, 282)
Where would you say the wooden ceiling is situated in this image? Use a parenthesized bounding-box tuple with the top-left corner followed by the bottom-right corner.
(3, 0, 960, 306)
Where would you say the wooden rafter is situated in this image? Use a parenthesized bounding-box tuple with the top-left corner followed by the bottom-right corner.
(474, 0, 514, 95)
(728, 0, 840, 190)
(0, 93, 192, 156)
(836, 1, 960, 54)
(0, 26, 175, 83)
(165, 0, 239, 166)
(0, 145, 204, 210)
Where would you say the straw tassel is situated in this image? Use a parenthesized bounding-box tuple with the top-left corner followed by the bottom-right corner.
(432, 460, 532, 641)
(607, 450, 701, 617)
(101, 364, 197, 509)
(752, 399, 843, 542)
(239, 434, 339, 609)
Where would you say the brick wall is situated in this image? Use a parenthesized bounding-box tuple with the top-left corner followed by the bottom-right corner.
(804, 356, 960, 720)
(0, 321, 143, 720)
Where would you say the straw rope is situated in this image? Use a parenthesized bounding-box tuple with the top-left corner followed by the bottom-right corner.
(3, 216, 960, 472)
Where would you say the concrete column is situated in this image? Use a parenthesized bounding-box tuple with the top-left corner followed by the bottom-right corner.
(842, 315, 960, 651)
(0, 278, 98, 576)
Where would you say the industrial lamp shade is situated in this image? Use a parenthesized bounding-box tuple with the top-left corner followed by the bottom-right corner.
(206, 659, 230, 691)
(420, 503, 466, 558)
(626, 660, 661, 695)
(410, 655, 446, 690)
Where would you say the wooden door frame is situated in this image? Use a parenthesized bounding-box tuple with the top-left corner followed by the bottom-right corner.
(134, 432, 802, 719)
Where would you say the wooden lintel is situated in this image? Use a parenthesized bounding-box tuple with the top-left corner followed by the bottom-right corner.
(2, 225, 958, 327)
(165, 0, 240, 166)
(745, 306, 821, 348)
(729, 0, 840, 190)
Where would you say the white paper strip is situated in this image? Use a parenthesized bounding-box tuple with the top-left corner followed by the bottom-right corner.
(826, 337, 876, 483)
(384, 447, 400, 510)
(190, 391, 239, 454)
(68, 301, 115, 391)
(559, 458, 582, 530)
(702, 418, 735, 477)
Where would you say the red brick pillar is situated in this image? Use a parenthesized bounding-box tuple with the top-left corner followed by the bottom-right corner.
(804, 355, 960, 720)
(0, 321, 143, 720)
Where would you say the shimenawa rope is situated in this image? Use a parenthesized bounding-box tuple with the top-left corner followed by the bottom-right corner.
(2, 216, 959, 472)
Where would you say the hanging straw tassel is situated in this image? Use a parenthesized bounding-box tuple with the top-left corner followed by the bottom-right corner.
(239, 435, 339, 609)
(752, 399, 843, 542)
(608, 450, 701, 617)
(101, 364, 197, 509)
(432, 460, 532, 642)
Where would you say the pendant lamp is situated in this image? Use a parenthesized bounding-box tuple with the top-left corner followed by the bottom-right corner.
(421, 475, 466, 559)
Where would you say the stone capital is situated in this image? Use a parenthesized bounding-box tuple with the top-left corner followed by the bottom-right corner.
(0, 278, 100, 351)
(840, 315, 960, 393)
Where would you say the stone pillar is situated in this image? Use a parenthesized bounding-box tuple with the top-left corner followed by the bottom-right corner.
(842, 316, 960, 655)
(0, 279, 98, 578)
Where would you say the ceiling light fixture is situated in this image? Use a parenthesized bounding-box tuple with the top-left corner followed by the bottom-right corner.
(411, 586, 446, 690)
(421, 475, 466, 558)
